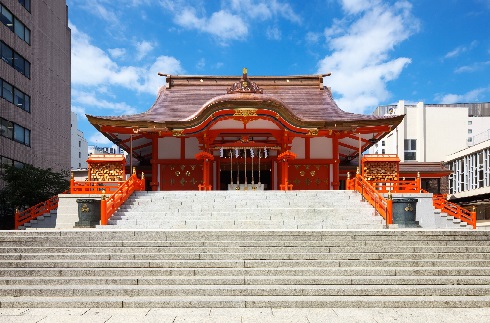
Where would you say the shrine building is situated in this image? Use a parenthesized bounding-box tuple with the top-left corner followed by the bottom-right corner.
(87, 69, 405, 191)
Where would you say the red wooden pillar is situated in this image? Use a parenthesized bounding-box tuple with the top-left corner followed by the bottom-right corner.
(150, 136, 159, 191)
(195, 151, 214, 191)
(277, 150, 296, 191)
(332, 135, 340, 190)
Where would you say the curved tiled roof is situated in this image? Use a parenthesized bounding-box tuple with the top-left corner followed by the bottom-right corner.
(88, 74, 403, 129)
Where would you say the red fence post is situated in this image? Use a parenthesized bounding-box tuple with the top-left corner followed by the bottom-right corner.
(100, 190, 107, 226)
(471, 206, 477, 229)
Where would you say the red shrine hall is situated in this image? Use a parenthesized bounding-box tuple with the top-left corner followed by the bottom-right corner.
(87, 69, 405, 191)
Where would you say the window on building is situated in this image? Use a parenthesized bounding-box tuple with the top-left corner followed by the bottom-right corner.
(382, 149, 385, 154)
(468, 121, 472, 125)
(78, 152, 81, 158)
(13, 123, 25, 144)
(0, 5, 13, 31)
(18, 0, 31, 12)
(468, 137, 473, 142)
(2, 81, 13, 103)
(24, 128, 30, 146)
(78, 141, 81, 147)
(1, 41, 13, 65)
(381, 141, 385, 147)
(1, 41, 30, 78)
(0, 118, 13, 139)
(1, 6, 30, 44)
(468, 129, 472, 134)
(404, 139, 416, 160)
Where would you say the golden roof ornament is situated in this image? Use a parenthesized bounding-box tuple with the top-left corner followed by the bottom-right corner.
(227, 68, 263, 94)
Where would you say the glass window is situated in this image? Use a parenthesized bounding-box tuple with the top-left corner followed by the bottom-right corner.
(14, 160, 24, 168)
(0, 6, 14, 31)
(14, 88, 24, 108)
(2, 82, 13, 102)
(24, 128, 30, 146)
(24, 59, 30, 78)
(468, 137, 473, 142)
(24, 27, 30, 44)
(404, 152, 416, 160)
(14, 18, 24, 39)
(1, 42, 13, 65)
(24, 94, 30, 112)
(13, 124, 24, 143)
(14, 52, 25, 75)
(1, 118, 13, 139)
(468, 129, 472, 134)
(18, 0, 31, 12)
(468, 121, 472, 125)
(381, 141, 385, 147)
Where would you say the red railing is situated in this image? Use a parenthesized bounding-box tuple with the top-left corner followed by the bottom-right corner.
(347, 174, 393, 225)
(367, 178, 421, 193)
(100, 174, 145, 225)
(431, 193, 476, 229)
(14, 189, 69, 230)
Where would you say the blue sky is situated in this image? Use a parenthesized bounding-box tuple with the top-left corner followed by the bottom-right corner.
(67, 0, 490, 146)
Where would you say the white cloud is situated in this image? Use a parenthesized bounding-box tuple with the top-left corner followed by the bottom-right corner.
(436, 87, 489, 104)
(108, 48, 126, 59)
(81, 0, 119, 25)
(317, 0, 419, 113)
(70, 23, 183, 94)
(455, 61, 490, 73)
(135, 40, 154, 60)
(174, 8, 248, 41)
(89, 132, 112, 145)
(73, 90, 138, 116)
(230, 0, 301, 23)
(266, 26, 281, 40)
(444, 41, 478, 59)
(196, 58, 206, 70)
(306, 32, 321, 44)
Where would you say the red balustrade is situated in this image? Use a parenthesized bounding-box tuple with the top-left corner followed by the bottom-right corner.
(100, 174, 145, 225)
(14, 189, 69, 230)
(432, 194, 476, 229)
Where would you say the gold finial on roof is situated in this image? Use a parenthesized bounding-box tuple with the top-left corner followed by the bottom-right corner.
(242, 67, 248, 75)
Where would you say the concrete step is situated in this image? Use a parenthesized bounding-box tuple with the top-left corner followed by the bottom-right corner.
(1, 295, 489, 308)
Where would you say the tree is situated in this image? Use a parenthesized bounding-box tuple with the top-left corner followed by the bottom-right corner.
(0, 165, 69, 229)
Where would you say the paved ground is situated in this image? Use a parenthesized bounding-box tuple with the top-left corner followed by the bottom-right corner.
(0, 308, 489, 323)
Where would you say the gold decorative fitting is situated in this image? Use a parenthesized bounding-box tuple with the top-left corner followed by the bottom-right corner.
(141, 172, 145, 179)
(387, 190, 392, 200)
(417, 172, 420, 178)
(101, 189, 106, 200)
(404, 204, 413, 212)
(233, 109, 258, 117)
(172, 129, 184, 137)
(132, 167, 136, 175)
(81, 204, 90, 213)
(356, 167, 360, 174)
(227, 68, 263, 94)
(71, 172, 74, 179)
(347, 172, 350, 179)
(307, 128, 319, 136)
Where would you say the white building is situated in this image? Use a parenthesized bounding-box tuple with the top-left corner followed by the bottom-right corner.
(370, 101, 490, 162)
(70, 112, 88, 170)
(88, 145, 125, 155)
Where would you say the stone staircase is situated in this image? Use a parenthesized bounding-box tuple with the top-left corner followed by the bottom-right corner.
(18, 210, 57, 230)
(0, 230, 489, 308)
(101, 191, 385, 230)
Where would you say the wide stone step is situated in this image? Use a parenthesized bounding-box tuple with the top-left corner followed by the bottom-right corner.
(2, 251, 490, 261)
(1, 284, 489, 297)
(2, 267, 490, 277)
(2, 275, 490, 286)
(1, 295, 489, 308)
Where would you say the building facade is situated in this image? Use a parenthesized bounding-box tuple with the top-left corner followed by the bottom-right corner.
(369, 101, 486, 162)
(87, 71, 404, 191)
(0, 0, 71, 175)
(70, 112, 88, 170)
